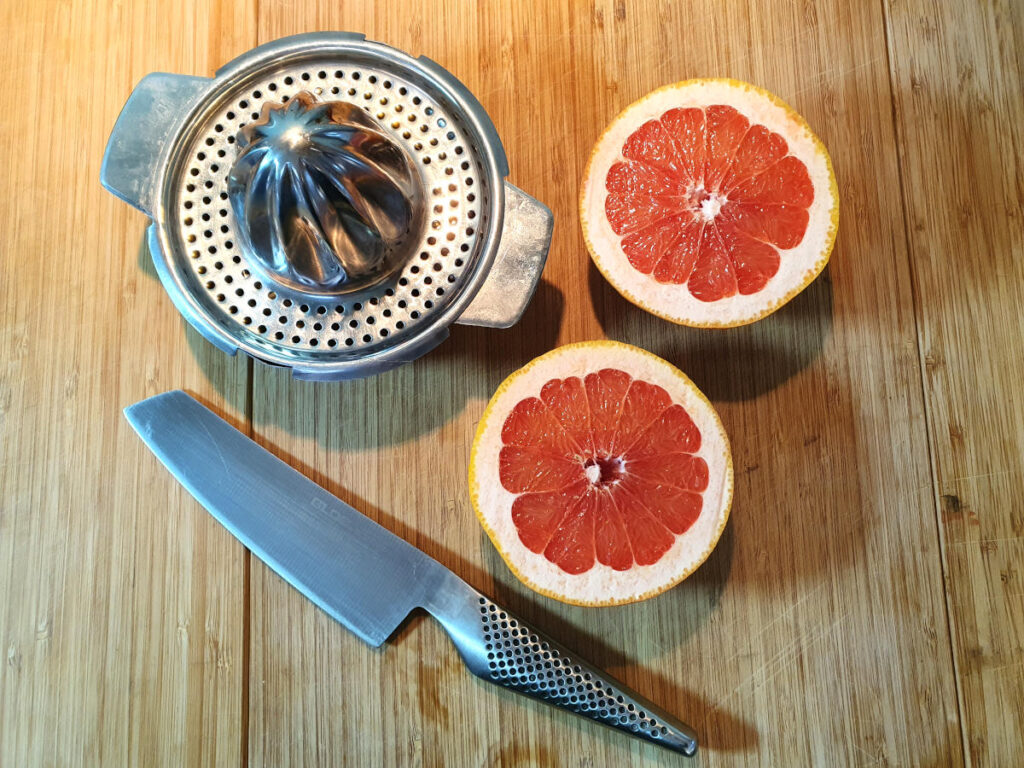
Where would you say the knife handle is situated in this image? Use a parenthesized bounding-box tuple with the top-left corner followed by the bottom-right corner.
(425, 579, 698, 757)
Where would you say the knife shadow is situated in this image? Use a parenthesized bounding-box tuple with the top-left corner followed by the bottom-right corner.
(473, 679, 758, 763)
(170, 407, 757, 755)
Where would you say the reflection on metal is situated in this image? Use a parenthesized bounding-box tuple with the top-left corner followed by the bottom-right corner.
(228, 92, 421, 294)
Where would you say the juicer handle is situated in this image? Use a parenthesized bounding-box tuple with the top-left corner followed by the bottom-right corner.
(455, 182, 553, 329)
(424, 572, 699, 757)
(101, 73, 209, 217)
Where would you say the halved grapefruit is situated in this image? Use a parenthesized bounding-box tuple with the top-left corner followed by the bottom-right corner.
(469, 341, 732, 606)
(581, 79, 839, 327)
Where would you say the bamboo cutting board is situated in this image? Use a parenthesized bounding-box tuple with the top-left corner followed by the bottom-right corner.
(1, 0, 1021, 765)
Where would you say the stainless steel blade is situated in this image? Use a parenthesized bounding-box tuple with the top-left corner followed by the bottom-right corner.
(124, 390, 449, 646)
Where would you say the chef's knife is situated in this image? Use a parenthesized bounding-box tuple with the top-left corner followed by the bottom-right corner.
(125, 390, 698, 756)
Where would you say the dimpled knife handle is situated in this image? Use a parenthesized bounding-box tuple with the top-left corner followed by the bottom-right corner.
(427, 579, 698, 757)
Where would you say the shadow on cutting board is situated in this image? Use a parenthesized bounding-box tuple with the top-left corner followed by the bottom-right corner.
(148, 194, 568, 449)
(587, 253, 865, 586)
(588, 257, 834, 403)
(473, 518, 758, 755)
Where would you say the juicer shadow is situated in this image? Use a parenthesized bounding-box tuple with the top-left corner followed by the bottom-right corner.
(178, 276, 564, 450)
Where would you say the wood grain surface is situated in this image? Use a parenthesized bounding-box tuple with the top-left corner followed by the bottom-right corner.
(0, 0, 1019, 766)
(885, 0, 1024, 763)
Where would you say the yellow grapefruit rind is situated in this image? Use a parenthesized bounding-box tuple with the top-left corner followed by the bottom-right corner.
(468, 340, 733, 607)
(580, 78, 840, 328)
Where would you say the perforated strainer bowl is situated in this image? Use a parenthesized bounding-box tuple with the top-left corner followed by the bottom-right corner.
(102, 32, 552, 380)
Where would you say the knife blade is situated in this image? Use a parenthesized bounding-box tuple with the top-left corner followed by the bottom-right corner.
(125, 390, 698, 756)
(125, 389, 449, 647)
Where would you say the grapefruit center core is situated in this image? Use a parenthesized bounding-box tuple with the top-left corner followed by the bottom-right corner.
(584, 456, 626, 486)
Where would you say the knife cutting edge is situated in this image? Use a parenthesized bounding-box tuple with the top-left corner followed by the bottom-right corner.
(125, 390, 698, 756)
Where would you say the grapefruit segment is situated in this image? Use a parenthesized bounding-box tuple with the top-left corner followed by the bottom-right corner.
(704, 104, 750, 189)
(612, 379, 673, 454)
(500, 396, 575, 457)
(722, 125, 789, 190)
(584, 369, 632, 456)
(511, 481, 589, 554)
(650, 220, 703, 284)
(622, 403, 701, 457)
(660, 107, 706, 181)
(498, 445, 581, 494)
(592, 492, 634, 571)
(618, 497, 675, 567)
(629, 453, 710, 491)
(543, 501, 595, 575)
(622, 118, 685, 176)
(731, 155, 815, 207)
(621, 215, 686, 274)
(581, 78, 839, 327)
(538, 377, 593, 455)
(725, 228, 783, 295)
(604, 161, 687, 234)
(721, 202, 810, 250)
(470, 341, 732, 606)
(620, 479, 703, 537)
(687, 228, 739, 302)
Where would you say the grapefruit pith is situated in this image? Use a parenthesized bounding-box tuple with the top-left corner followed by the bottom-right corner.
(469, 341, 732, 606)
(581, 79, 839, 327)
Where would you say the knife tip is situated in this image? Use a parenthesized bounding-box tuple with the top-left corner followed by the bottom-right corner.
(124, 390, 192, 433)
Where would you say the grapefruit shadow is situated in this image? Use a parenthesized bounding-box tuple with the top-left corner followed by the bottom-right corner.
(587, 258, 834, 402)
(587, 259, 856, 589)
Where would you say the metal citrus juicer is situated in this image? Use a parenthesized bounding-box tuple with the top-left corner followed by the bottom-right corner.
(102, 32, 553, 379)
